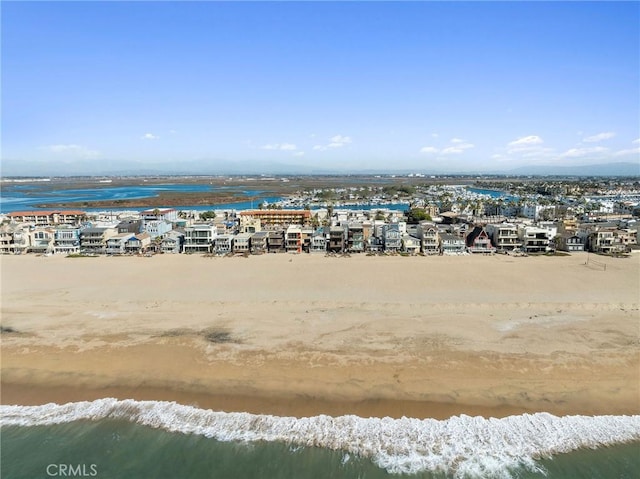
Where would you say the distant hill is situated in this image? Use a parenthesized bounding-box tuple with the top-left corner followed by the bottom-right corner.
(507, 162, 639, 177)
(2, 159, 638, 177)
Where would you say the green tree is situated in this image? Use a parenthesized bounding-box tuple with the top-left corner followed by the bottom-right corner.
(199, 210, 216, 221)
(405, 208, 431, 224)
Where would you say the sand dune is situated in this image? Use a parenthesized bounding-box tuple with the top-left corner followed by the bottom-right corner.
(1, 253, 638, 418)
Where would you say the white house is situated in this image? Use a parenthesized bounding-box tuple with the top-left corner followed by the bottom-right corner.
(518, 225, 551, 254)
(184, 224, 216, 254)
(144, 220, 173, 239)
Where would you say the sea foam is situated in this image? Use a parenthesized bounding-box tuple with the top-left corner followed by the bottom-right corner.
(2, 399, 639, 478)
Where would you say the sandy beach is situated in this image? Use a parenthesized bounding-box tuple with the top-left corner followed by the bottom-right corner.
(1, 253, 638, 419)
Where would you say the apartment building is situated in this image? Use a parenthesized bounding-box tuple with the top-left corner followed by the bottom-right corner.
(239, 210, 311, 228)
(7, 210, 87, 226)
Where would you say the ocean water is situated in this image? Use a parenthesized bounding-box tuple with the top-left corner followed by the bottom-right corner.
(0, 183, 283, 213)
(1, 399, 639, 479)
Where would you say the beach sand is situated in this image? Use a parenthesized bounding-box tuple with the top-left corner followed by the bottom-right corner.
(1, 253, 638, 419)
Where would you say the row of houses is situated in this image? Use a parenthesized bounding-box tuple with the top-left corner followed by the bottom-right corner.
(1, 209, 637, 256)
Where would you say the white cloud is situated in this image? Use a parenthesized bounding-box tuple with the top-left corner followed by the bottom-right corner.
(419, 146, 439, 154)
(560, 146, 608, 158)
(328, 135, 352, 148)
(507, 135, 546, 154)
(420, 138, 474, 155)
(293, 151, 305, 157)
(614, 147, 640, 157)
(583, 131, 616, 143)
(508, 135, 543, 148)
(41, 144, 101, 159)
(169, 129, 177, 134)
(439, 138, 475, 155)
(141, 133, 159, 140)
(431, 133, 439, 139)
(261, 143, 297, 151)
(632, 138, 640, 145)
(313, 134, 352, 151)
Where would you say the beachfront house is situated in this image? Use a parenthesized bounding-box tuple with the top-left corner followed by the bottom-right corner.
(183, 224, 216, 254)
(233, 232, 252, 254)
(327, 226, 346, 253)
(362, 220, 373, 243)
(125, 232, 151, 254)
(310, 229, 327, 253)
(301, 226, 313, 253)
(249, 231, 269, 254)
(286, 225, 303, 253)
(518, 226, 551, 254)
(556, 233, 584, 252)
(106, 232, 136, 255)
(383, 224, 402, 252)
(215, 234, 234, 255)
(81, 227, 118, 254)
(465, 226, 495, 254)
(440, 233, 466, 255)
(26, 227, 56, 254)
(54, 226, 82, 254)
(0, 224, 18, 254)
(12, 227, 32, 254)
(587, 228, 634, 254)
(267, 230, 285, 253)
(161, 231, 184, 254)
(416, 222, 440, 255)
(486, 223, 522, 252)
(401, 234, 421, 255)
(346, 222, 365, 253)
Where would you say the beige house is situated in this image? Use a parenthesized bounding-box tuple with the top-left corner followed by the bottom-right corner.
(417, 221, 440, 255)
(486, 223, 522, 251)
(233, 233, 252, 253)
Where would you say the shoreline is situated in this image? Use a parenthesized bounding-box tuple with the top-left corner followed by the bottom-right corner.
(1, 382, 537, 420)
(2, 254, 638, 419)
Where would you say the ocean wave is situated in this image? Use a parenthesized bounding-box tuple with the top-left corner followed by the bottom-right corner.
(2, 399, 639, 478)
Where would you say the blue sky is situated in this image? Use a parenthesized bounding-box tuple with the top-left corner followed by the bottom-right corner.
(2, 1, 639, 173)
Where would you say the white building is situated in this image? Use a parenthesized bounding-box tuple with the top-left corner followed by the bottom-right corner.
(518, 226, 551, 254)
(184, 224, 216, 254)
